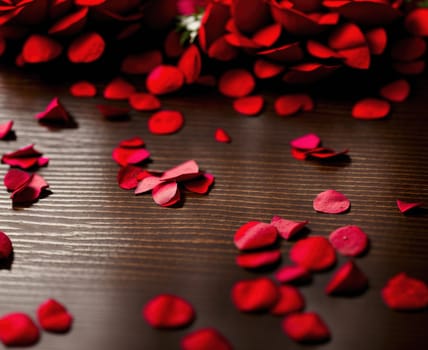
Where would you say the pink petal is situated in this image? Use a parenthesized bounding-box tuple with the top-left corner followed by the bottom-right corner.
(160, 160, 200, 182)
(152, 182, 180, 207)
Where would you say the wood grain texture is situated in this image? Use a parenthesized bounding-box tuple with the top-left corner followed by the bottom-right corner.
(0, 66, 426, 350)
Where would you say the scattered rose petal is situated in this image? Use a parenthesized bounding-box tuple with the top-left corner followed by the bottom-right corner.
(4, 169, 32, 191)
(282, 312, 330, 343)
(70, 81, 96, 97)
(231, 277, 279, 312)
(307, 40, 340, 59)
(135, 176, 163, 195)
(152, 181, 181, 207)
(148, 110, 184, 135)
(270, 216, 308, 240)
(37, 299, 73, 333)
(326, 260, 368, 295)
(97, 105, 130, 121)
(337, 45, 370, 69)
(68, 32, 105, 63)
(112, 138, 150, 167)
(121, 50, 163, 75)
(103, 77, 136, 100)
(178, 44, 202, 84)
(218, 69, 255, 98)
(352, 98, 391, 120)
(275, 265, 311, 284)
(183, 173, 215, 194)
(181, 328, 232, 350)
(290, 133, 320, 150)
(208, 36, 239, 61)
(214, 128, 231, 143)
(233, 95, 264, 116)
(365, 27, 387, 55)
(379, 80, 410, 102)
(164, 30, 184, 58)
(10, 174, 49, 204)
(307, 147, 349, 160)
(117, 165, 146, 190)
(0, 313, 40, 346)
(161, 160, 200, 182)
(253, 59, 284, 79)
(0, 120, 13, 139)
(143, 294, 195, 328)
(35, 97, 72, 125)
(405, 8, 428, 37)
(146, 65, 185, 95)
(328, 23, 366, 50)
(22, 34, 62, 63)
(234, 221, 278, 251)
(236, 249, 281, 269)
(313, 189, 350, 214)
(120, 136, 145, 148)
(329, 225, 368, 257)
(2, 144, 45, 170)
(274, 94, 314, 117)
(382, 273, 428, 311)
(289, 236, 336, 272)
(0, 231, 12, 259)
(396, 199, 423, 213)
(270, 285, 305, 316)
(129, 93, 161, 111)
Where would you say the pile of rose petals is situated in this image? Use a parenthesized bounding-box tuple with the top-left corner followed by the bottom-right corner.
(290, 133, 349, 161)
(4, 169, 50, 205)
(2, 144, 49, 170)
(112, 137, 151, 167)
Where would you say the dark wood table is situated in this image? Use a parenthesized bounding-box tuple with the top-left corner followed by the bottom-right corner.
(0, 65, 426, 350)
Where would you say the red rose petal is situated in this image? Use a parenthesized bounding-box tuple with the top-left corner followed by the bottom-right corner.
(103, 77, 136, 100)
(396, 199, 423, 213)
(22, 34, 62, 63)
(307, 40, 340, 59)
(379, 80, 410, 103)
(35, 97, 71, 124)
(232, 0, 270, 33)
(37, 157, 49, 167)
(119, 136, 145, 148)
(146, 65, 185, 95)
(152, 182, 180, 207)
(0, 120, 13, 139)
(329, 225, 368, 256)
(391, 37, 426, 62)
(290, 133, 321, 150)
(307, 147, 348, 160)
(121, 50, 163, 75)
(48, 7, 88, 36)
(233, 221, 278, 251)
(112, 147, 150, 167)
(328, 23, 366, 50)
(274, 94, 314, 117)
(233, 95, 264, 116)
(218, 69, 255, 98)
(181, 328, 232, 350)
(392, 60, 425, 75)
(283, 63, 339, 84)
(183, 173, 215, 194)
(325, 260, 368, 295)
(143, 294, 195, 329)
(4, 169, 32, 191)
(258, 42, 304, 62)
(289, 236, 336, 272)
(236, 249, 281, 269)
(214, 128, 231, 143)
(178, 44, 202, 84)
(117, 165, 145, 190)
(208, 36, 239, 61)
(161, 160, 199, 182)
(365, 27, 387, 55)
(0, 313, 40, 346)
(313, 189, 350, 214)
(270, 285, 305, 316)
(382, 273, 428, 310)
(275, 265, 311, 284)
(405, 8, 428, 37)
(164, 30, 184, 58)
(68, 32, 105, 63)
(253, 59, 285, 79)
(198, 1, 230, 52)
(352, 98, 390, 120)
(97, 105, 130, 121)
(337, 45, 370, 70)
(10, 174, 49, 204)
(37, 299, 73, 333)
(270, 216, 308, 240)
(282, 312, 330, 343)
(70, 81, 96, 97)
(2, 144, 44, 170)
(135, 176, 163, 195)
(148, 110, 184, 135)
(0, 231, 12, 259)
(252, 23, 282, 47)
(129, 93, 161, 111)
(231, 277, 279, 312)
(291, 147, 309, 161)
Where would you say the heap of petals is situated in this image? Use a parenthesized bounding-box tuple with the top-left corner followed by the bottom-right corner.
(289, 133, 349, 161)
(1, 144, 49, 169)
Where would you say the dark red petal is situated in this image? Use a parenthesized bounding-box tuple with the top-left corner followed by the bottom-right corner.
(290, 133, 320, 150)
(233, 221, 278, 251)
(313, 189, 350, 214)
(143, 294, 195, 328)
(382, 273, 428, 310)
(35, 97, 71, 124)
(164, 30, 184, 58)
(10, 174, 49, 204)
(396, 199, 423, 213)
(4, 169, 32, 191)
(282, 63, 339, 84)
(178, 45, 202, 84)
(22, 34, 62, 63)
(146, 65, 184, 95)
(307, 40, 340, 59)
(198, 1, 230, 52)
(275, 265, 311, 284)
(135, 176, 163, 195)
(218, 69, 255, 98)
(70, 81, 96, 97)
(103, 77, 136, 100)
(183, 173, 215, 194)
(258, 42, 304, 62)
(121, 50, 163, 75)
(379, 80, 410, 103)
(0, 120, 13, 139)
(112, 147, 150, 167)
(129, 93, 161, 111)
(97, 105, 130, 121)
(119, 136, 145, 148)
(0, 313, 39, 346)
(325, 260, 368, 295)
(232, 0, 270, 33)
(152, 182, 180, 207)
(337, 46, 370, 70)
(48, 8, 88, 36)
(365, 27, 387, 55)
(392, 60, 425, 75)
(233, 95, 264, 116)
(2, 144, 43, 169)
(270, 285, 305, 316)
(208, 36, 239, 61)
(274, 94, 314, 117)
(37, 299, 73, 333)
(329, 225, 368, 257)
(0, 231, 12, 259)
(307, 147, 349, 160)
(252, 23, 282, 47)
(231, 277, 279, 312)
(148, 110, 184, 135)
(214, 128, 231, 143)
(181, 328, 233, 350)
(405, 8, 428, 37)
(236, 249, 281, 269)
(253, 59, 284, 79)
(289, 236, 336, 272)
(282, 312, 330, 343)
(196, 75, 217, 87)
(352, 98, 390, 120)
(161, 160, 199, 182)
(68, 32, 105, 63)
(391, 37, 426, 62)
(270, 216, 308, 240)
(328, 23, 366, 50)
(117, 165, 145, 190)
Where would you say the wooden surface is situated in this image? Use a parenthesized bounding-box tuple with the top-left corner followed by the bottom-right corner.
(0, 66, 426, 350)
